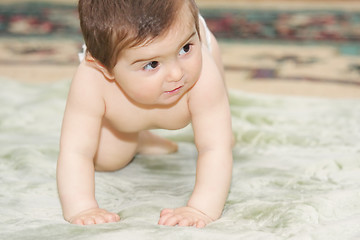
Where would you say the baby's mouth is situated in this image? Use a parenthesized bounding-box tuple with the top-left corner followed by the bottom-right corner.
(165, 85, 183, 94)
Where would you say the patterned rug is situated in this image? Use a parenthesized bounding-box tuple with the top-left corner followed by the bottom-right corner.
(202, 7, 360, 86)
(0, 2, 360, 86)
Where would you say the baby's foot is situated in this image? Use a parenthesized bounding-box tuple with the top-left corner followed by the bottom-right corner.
(158, 206, 213, 228)
(137, 131, 178, 155)
(69, 208, 120, 225)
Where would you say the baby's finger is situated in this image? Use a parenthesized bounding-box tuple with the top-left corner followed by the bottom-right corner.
(93, 215, 106, 224)
(103, 212, 120, 223)
(71, 218, 85, 225)
(195, 220, 206, 228)
(158, 208, 175, 225)
(83, 217, 96, 225)
(160, 208, 173, 217)
(178, 218, 191, 227)
(163, 215, 182, 226)
(158, 212, 173, 225)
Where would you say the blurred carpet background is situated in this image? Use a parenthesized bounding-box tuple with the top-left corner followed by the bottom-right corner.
(0, 0, 359, 97)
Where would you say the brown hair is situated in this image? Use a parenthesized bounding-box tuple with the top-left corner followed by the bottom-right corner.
(78, 0, 199, 71)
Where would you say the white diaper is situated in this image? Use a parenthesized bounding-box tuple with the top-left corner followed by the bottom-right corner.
(199, 15, 212, 52)
(78, 44, 87, 62)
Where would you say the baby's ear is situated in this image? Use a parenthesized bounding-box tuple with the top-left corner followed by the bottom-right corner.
(85, 54, 115, 80)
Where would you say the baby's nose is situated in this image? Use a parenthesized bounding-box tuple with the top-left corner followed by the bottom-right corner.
(167, 62, 183, 82)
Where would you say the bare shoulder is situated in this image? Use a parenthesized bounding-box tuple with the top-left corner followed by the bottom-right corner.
(188, 46, 227, 111)
(70, 61, 106, 96)
(66, 61, 107, 117)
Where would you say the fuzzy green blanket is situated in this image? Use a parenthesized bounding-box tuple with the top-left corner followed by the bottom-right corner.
(1, 78, 360, 240)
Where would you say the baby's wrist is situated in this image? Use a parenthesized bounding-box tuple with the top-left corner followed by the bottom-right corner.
(186, 204, 216, 222)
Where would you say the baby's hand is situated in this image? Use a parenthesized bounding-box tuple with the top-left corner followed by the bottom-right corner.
(69, 208, 120, 225)
(158, 206, 213, 228)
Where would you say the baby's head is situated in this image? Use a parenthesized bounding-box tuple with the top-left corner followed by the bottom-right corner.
(78, 0, 200, 71)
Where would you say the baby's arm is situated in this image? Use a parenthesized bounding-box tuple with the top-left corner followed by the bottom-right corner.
(158, 46, 233, 227)
(57, 62, 120, 225)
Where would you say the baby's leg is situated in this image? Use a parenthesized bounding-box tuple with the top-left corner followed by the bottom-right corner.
(94, 119, 139, 171)
(94, 121, 178, 171)
(137, 131, 178, 155)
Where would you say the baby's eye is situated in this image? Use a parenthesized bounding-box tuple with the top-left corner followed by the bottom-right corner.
(179, 43, 192, 56)
(143, 61, 159, 71)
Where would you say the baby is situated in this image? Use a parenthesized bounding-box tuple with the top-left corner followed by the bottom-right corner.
(57, 0, 233, 228)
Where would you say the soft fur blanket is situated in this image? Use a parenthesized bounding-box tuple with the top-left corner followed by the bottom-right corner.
(1, 78, 360, 240)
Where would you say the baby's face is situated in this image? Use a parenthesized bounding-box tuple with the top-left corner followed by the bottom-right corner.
(111, 6, 202, 106)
